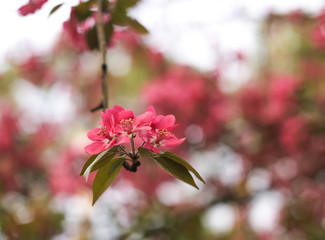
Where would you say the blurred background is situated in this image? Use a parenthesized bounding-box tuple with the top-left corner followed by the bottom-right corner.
(1, 0, 325, 239)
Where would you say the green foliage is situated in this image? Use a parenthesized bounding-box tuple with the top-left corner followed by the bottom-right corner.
(112, 0, 149, 34)
(80, 153, 99, 176)
(82, 146, 204, 205)
(49, 3, 64, 16)
(74, 1, 93, 21)
(160, 151, 205, 184)
(86, 21, 114, 50)
(54, 0, 147, 50)
(115, 0, 140, 9)
(153, 156, 199, 189)
(91, 147, 120, 172)
(128, 18, 149, 34)
(138, 146, 158, 157)
(92, 157, 126, 205)
(80, 145, 119, 179)
(138, 147, 204, 189)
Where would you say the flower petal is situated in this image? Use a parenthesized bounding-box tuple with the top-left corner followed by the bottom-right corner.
(146, 106, 157, 116)
(152, 115, 164, 129)
(87, 128, 105, 141)
(136, 126, 151, 131)
(163, 115, 176, 128)
(143, 143, 159, 153)
(116, 135, 130, 145)
(161, 136, 186, 147)
(139, 131, 153, 143)
(133, 111, 153, 128)
(84, 141, 108, 154)
(166, 123, 179, 131)
(118, 109, 134, 121)
(112, 105, 124, 113)
(101, 109, 114, 128)
(111, 105, 124, 123)
(154, 115, 176, 130)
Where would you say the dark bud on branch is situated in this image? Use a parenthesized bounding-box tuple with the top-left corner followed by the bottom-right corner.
(123, 161, 141, 172)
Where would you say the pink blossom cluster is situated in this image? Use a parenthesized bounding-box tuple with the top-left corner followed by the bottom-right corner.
(236, 73, 325, 173)
(240, 75, 300, 125)
(143, 66, 233, 148)
(63, 8, 95, 50)
(17, 55, 56, 85)
(50, 147, 91, 195)
(237, 75, 303, 158)
(85, 105, 185, 154)
(0, 106, 59, 191)
(18, 0, 48, 16)
(311, 9, 325, 50)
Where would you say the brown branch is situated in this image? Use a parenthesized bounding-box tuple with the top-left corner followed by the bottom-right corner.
(96, 0, 109, 110)
(90, 101, 103, 112)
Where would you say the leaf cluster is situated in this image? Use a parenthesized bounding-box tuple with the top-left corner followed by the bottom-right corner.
(50, 0, 148, 50)
(80, 146, 205, 205)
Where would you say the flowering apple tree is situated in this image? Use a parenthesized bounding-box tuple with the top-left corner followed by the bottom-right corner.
(18, 0, 204, 206)
(3, 0, 325, 239)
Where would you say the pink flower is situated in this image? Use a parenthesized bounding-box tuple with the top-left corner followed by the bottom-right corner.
(63, 8, 88, 50)
(50, 147, 89, 195)
(263, 75, 300, 124)
(85, 106, 154, 154)
(141, 106, 185, 153)
(280, 116, 308, 155)
(240, 84, 264, 121)
(111, 105, 153, 135)
(63, 8, 111, 51)
(85, 109, 128, 154)
(18, 0, 48, 16)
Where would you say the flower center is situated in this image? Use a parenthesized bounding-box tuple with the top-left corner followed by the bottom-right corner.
(120, 118, 134, 133)
(97, 127, 112, 139)
(153, 129, 171, 146)
(157, 129, 170, 139)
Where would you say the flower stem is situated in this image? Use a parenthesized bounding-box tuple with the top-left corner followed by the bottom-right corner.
(130, 135, 136, 161)
(96, 0, 109, 110)
(118, 145, 132, 158)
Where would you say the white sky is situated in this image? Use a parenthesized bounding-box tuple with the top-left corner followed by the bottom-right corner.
(1, 0, 324, 72)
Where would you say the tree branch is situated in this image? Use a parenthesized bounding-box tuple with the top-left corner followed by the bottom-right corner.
(96, 0, 109, 110)
(90, 101, 103, 112)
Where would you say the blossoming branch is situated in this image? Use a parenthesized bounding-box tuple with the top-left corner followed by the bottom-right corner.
(81, 105, 204, 205)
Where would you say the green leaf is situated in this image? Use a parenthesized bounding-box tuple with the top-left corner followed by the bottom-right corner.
(49, 3, 64, 16)
(115, 0, 140, 9)
(80, 153, 99, 176)
(104, 22, 114, 44)
(111, 12, 149, 34)
(92, 157, 125, 205)
(153, 156, 199, 189)
(138, 147, 158, 158)
(74, 1, 93, 21)
(112, 0, 140, 25)
(86, 21, 113, 50)
(81, 146, 119, 180)
(111, 10, 128, 25)
(160, 152, 205, 184)
(128, 18, 149, 34)
(91, 151, 118, 172)
(85, 27, 98, 50)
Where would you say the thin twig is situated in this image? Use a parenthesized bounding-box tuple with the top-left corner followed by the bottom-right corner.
(130, 135, 136, 160)
(96, 0, 109, 110)
(118, 145, 131, 157)
(90, 101, 103, 112)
